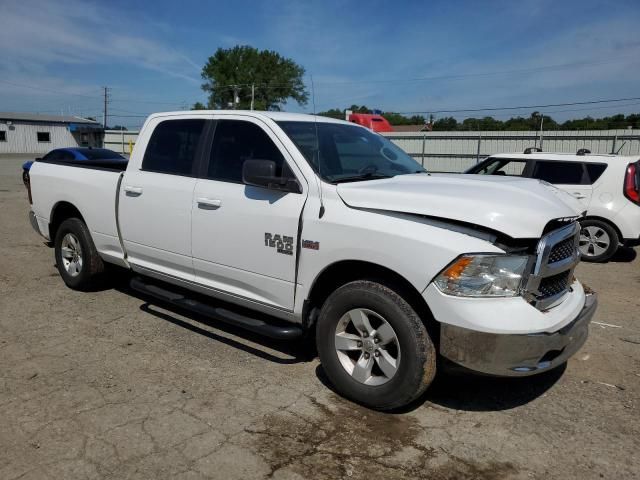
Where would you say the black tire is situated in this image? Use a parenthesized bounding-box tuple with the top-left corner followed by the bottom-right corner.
(316, 280, 436, 411)
(54, 218, 104, 290)
(579, 219, 619, 263)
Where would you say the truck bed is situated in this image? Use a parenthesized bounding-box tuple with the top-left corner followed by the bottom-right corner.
(37, 157, 128, 172)
(29, 161, 126, 265)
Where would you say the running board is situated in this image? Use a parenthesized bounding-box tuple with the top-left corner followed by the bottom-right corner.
(130, 277, 303, 340)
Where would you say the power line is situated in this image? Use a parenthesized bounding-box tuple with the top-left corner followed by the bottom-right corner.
(448, 101, 640, 121)
(395, 96, 640, 115)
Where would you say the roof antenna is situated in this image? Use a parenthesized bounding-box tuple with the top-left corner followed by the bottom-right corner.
(310, 74, 325, 218)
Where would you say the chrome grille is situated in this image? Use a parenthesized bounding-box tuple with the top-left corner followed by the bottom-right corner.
(524, 222, 580, 310)
(538, 271, 571, 298)
(548, 237, 575, 264)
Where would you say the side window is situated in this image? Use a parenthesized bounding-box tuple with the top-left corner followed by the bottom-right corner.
(207, 120, 286, 183)
(531, 161, 586, 185)
(585, 163, 607, 184)
(0, 131, 6, 141)
(60, 151, 75, 161)
(475, 158, 527, 176)
(37, 132, 50, 142)
(142, 119, 205, 175)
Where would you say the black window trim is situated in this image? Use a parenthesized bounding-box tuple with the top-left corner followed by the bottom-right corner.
(37, 131, 51, 143)
(140, 118, 210, 178)
(199, 118, 303, 192)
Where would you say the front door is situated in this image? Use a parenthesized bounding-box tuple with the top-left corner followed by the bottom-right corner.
(191, 117, 307, 311)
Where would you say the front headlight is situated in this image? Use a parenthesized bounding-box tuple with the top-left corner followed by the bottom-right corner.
(434, 254, 529, 297)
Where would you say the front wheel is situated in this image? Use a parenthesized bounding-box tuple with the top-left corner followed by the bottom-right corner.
(316, 280, 436, 410)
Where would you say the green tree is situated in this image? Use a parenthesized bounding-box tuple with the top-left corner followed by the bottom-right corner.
(318, 108, 344, 119)
(348, 104, 371, 114)
(381, 112, 426, 125)
(192, 102, 207, 110)
(201, 45, 308, 110)
(432, 117, 458, 131)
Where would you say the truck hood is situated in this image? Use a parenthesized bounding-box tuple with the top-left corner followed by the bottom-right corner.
(336, 173, 581, 238)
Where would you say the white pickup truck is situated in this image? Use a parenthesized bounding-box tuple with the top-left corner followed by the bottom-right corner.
(27, 111, 597, 410)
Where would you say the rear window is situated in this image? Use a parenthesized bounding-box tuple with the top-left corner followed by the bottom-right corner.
(142, 119, 205, 176)
(585, 163, 607, 183)
(531, 161, 587, 185)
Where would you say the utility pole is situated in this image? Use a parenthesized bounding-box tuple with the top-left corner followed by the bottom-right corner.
(250, 84, 255, 110)
(102, 86, 110, 128)
(231, 85, 240, 109)
(539, 114, 545, 151)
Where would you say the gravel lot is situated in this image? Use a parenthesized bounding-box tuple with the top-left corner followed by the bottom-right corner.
(1, 157, 639, 480)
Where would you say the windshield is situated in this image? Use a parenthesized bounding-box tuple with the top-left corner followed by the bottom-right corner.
(277, 121, 426, 182)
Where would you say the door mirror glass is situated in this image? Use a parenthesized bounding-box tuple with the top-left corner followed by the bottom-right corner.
(242, 159, 300, 193)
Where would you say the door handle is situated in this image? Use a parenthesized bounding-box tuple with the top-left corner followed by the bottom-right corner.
(571, 192, 586, 199)
(124, 185, 143, 196)
(197, 197, 222, 209)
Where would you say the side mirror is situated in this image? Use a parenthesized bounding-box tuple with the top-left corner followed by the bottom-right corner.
(242, 159, 301, 193)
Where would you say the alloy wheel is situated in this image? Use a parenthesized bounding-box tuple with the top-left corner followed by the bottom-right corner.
(334, 308, 401, 386)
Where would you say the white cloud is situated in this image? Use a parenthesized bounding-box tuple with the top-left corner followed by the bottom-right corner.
(0, 0, 200, 83)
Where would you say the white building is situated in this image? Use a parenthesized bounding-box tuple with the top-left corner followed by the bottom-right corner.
(0, 112, 104, 155)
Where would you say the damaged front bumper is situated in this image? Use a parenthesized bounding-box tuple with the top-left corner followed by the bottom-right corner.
(440, 292, 597, 376)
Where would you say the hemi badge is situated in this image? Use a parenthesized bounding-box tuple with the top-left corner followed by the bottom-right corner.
(302, 240, 320, 250)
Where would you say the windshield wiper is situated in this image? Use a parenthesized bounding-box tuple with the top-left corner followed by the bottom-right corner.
(331, 173, 394, 184)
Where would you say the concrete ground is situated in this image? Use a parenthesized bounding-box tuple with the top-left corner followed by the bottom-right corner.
(1, 157, 638, 480)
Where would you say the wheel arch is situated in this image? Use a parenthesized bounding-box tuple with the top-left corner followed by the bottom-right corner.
(304, 260, 439, 343)
(49, 201, 86, 242)
(581, 215, 622, 245)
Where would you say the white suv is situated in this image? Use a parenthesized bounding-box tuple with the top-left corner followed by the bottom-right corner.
(466, 150, 640, 262)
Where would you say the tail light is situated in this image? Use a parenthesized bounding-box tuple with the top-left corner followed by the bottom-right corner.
(624, 161, 640, 205)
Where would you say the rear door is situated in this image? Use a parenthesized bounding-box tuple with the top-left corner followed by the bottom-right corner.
(118, 117, 208, 280)
(530, 160, 593, 207)
(191, 116, 307, 311)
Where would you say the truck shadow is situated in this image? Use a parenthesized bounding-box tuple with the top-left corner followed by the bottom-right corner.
(421, 365, 566, 412)
(115, 282, 315, 365)
(314, 363, 565, 413)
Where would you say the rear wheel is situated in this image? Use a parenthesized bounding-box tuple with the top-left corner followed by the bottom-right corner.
(54, 218, 104, 290)
(316, 280, 436, 410)
(579, 219, 619, 262)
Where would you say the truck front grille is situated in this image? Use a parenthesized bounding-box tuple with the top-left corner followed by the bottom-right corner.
(524, 222, 580, 310)
(548, 237, 575, 264)
(538, 271, 571, 298)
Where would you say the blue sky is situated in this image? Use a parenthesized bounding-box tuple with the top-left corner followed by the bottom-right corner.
(1, 0, 639, 128)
